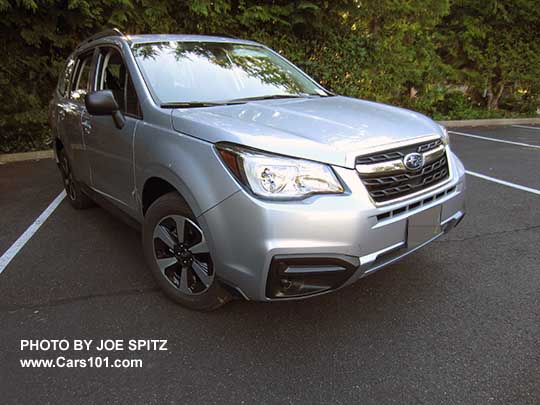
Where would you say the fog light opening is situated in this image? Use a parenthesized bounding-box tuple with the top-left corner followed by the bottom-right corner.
(267, 256, 358, 299)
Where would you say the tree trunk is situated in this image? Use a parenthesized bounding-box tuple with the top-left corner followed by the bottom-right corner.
(487, 79, 505, 110)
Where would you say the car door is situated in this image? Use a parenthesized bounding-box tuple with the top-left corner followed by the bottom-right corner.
(56, 50, 96, 185)
(82, 46, 142, 211)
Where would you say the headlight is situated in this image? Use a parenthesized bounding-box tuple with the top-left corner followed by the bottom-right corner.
(216, 144, 344, 199)
(439, 124, 450, 146)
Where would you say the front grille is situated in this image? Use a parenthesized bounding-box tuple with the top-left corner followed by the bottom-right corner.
(356, 139, 449, 203)
(355, 139, 442, 165)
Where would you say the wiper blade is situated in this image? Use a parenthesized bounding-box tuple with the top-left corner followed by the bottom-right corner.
(227, 94, 307, 103)
(227, 93, 336, 103)
(160, 101, 244, 108)
(160, 92, 335, 108)
(311, 92, 336, 97)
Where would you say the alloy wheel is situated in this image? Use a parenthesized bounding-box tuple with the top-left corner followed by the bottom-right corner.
(152, 215, 214, 295)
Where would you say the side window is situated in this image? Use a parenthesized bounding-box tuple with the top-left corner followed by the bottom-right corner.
(71, 52, 94, 102)
(57, 56, 76, 97)
(96, 47, 141, 117)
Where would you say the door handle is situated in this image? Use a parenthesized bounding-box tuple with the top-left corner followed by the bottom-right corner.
(81, 113, 92, 135)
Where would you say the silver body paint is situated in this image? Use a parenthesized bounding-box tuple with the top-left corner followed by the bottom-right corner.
(50, 34, 466, 301)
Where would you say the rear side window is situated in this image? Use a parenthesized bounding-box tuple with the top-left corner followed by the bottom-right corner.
(96, 47, 141, 117)
(57, 56, 76, 97)
(71, 51, 94, 102)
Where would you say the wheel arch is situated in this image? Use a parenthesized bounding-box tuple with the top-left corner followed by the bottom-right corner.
(139, 167, 201, 218)
(52, 137, 64, 164)
(142, 177, 186, 215)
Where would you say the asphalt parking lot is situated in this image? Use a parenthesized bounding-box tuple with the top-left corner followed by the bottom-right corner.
(1, 125, 539, 403)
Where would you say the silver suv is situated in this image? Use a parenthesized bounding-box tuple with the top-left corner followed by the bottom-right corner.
(49, 30, 466, 310)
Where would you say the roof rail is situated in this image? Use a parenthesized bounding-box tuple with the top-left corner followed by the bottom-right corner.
(83, 28, 125, 45)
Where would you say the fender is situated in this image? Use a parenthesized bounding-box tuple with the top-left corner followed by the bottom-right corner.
(133, 123, 240, 222)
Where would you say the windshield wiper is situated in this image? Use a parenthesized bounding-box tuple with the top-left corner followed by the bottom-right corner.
(226, 93, 336, 103)
(160, 92, 335, 108)
(160, 101, 245, 108)
(227, 94, 307, 103)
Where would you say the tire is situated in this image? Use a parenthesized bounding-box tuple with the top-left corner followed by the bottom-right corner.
(57, 148, 95, 209)
(142, 192, 231, 311)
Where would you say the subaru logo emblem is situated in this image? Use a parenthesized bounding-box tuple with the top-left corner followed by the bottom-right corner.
(403, 152, 424, 171)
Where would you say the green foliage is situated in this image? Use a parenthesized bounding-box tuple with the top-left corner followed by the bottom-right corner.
(0, 0, 539, 153)
(438, 0, 540, 110)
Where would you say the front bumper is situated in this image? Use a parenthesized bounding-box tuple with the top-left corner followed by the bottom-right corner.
(200, 150, 466, 301)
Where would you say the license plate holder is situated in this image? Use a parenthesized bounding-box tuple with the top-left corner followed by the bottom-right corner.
(407, 205, 442, 248)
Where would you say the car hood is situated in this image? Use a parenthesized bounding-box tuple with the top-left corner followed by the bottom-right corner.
(171, 96, 443, 168)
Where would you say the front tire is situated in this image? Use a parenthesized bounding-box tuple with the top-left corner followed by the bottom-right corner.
(142, 192, 231, 311)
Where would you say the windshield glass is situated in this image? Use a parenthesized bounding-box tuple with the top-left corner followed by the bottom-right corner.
(131, 41, 327, 104)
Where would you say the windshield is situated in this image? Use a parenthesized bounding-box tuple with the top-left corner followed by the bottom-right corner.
(131, 41, 328, 105)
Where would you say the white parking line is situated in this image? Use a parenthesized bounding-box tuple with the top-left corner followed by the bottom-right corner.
(0, 190, 66, 275)
(511, 125, 540, 131)
(466, 171, 540, 195)
(449, 131, 540, 149)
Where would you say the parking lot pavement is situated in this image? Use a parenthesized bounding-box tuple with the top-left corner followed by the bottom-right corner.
(450, 127, 540, 189)
(1, 126, 539, 403)
(451, 125, 540, 147)
(0, 159, 62, 255)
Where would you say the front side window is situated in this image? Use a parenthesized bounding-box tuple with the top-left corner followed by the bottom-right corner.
(71, 52, 94, 102)
(96, 47, 141, 117)
(132, 41, 327, 105)
(58, 56, 76, 97)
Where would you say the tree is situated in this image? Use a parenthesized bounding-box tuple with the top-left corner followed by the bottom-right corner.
(0, 0, 538, 152)
(438, 0, 540, 110)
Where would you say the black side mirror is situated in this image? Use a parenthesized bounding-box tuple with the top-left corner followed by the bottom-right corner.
(85, 90, 118, 115)
(85, 90, 125, 129)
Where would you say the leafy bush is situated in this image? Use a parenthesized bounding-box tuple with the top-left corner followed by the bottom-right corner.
(0, 0, 539, 153)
